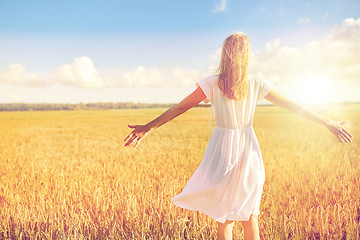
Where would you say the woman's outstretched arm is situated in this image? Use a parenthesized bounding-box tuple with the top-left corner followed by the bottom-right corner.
(124, 87, 207, 148)
(264, 89, 353, 143)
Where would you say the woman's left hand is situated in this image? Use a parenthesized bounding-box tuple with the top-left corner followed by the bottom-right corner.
(325, 120, 353, 143)
(124, 125, 151, 148)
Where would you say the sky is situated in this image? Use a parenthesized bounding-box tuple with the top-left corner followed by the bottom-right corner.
(0, 0, 359, 104)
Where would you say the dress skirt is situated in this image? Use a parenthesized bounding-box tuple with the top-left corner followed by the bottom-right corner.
(171, 126, 266, 223)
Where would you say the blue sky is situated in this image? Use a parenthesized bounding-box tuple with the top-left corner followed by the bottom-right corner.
(0, 0, 359, 103)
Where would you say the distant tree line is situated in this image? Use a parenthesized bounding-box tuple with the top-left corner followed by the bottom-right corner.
(0, 102, 211, 111)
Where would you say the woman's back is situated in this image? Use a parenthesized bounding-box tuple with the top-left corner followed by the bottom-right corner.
(198, 75, 273, 129)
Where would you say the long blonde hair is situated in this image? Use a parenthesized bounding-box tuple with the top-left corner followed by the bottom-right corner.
(217, 32, 251, 101)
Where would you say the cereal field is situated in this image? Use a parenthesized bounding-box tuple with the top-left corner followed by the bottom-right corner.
(0, 105, 359, 239)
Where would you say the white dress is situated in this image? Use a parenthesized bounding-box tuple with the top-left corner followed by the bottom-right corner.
(171, 75, 273, 223)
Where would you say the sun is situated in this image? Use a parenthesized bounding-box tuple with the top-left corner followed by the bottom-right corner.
(298, 76, 333, 104)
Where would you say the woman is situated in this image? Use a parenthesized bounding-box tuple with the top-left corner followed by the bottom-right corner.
(124, 33, 352, 240)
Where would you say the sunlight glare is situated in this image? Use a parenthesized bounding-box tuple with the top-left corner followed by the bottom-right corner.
(298, 76, 334, 104)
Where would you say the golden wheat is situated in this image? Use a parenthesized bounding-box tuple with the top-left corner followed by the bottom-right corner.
(0, 105, 359, 239)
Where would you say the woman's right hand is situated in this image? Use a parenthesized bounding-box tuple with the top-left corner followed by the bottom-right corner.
(325, 119, 353, 143)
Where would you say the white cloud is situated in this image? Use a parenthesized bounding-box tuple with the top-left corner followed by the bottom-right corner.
(0, 63, 51, 87)
(0, 58, 206, 90)
(208, 47, 222, 71)
(116, 65, 163, 87)
(208, 47, 222, 62)
(0, 57, 105, 89)
(330, 18, 360, 39)
(114, 65, 206, 88)
(52, 56, 105, 88)
(323, 12, 330, 19)
(298, 17, 311, 24)
(172, 67, 206, 86)
(249, 17, 360, 90)
(212, 0, 227, 13)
